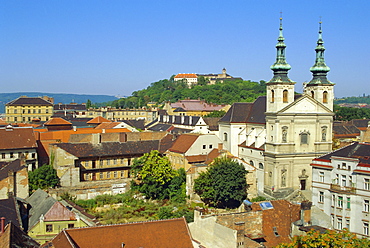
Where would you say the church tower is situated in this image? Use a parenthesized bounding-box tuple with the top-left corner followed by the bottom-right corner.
(266, 17, 296, 113)
(304, 21, 335, 110)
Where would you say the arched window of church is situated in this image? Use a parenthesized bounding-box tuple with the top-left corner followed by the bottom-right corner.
(323, 91, 328, 103)
(311, 91, 314, 98)
(259, 163, 264, 169)
(249, 160, 254, 166)
(283, 90, 288, 103)
(271, 90, 275, 103)
(224, 132, 228, 141)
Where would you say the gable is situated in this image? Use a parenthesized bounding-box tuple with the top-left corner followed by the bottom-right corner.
(278, 96, 332, 115)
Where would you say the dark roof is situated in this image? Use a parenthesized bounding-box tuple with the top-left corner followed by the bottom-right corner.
(203, 117, 220, 131)
(219, 96, 266, 124)
(170, 127, 193, 134)
(0, 197, 22, 228)
(47, 218, 193, 248)
(147, 123, 172, 132)
(299, 225, 328, 234)
(122, 119, 145, 130)
(333, 122, 360, 137)
(158, 115, 201, 126)
(6, 97, 53, 106)
(54, 137, 173, 158)
(54, 103, 86, 111)
(0, 222, 40, 248)
(317, 142, 370, 165)
(351, 119, 370, 129)
(0, 160, 26, 182)
(0, 127, 37, 150)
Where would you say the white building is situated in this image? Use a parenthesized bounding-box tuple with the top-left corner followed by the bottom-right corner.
(311, 142, 370, 238)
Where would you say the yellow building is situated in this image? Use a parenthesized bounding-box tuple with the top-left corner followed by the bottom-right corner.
(6, 96, 54, 123)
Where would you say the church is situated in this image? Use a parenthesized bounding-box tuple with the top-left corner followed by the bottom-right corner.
(219, 18, 334, 198)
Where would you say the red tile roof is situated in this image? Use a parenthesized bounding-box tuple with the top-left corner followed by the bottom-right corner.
(0, 127, 37, 150)
(171, 99, 227, 112)
(87, 116, 111, 124)
(44, 117, 72, 126)
(44, 202, 76, 221)
(169, 134, 199, 153)
(48, 218, 194, 248)
(95, 122, 120, 129)
(174, 73, 198, 78)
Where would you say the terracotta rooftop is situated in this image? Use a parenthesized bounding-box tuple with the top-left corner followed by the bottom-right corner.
(174, 73, 198, 78)
(44, 117, 72, 126)
(87, 116, 111, 124)
(169, 134, 200, 153)
(47, 217, 193, 248)
(0, 127, 37, 150)
(94, 122, 120, 129)
(171, 99, 227, 112)
(44, 202, 76, 221)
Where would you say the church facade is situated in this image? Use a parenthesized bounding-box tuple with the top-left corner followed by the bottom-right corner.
(220, 19, 334, 198)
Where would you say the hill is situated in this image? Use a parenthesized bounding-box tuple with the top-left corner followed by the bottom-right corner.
(0, 92, 118, 113)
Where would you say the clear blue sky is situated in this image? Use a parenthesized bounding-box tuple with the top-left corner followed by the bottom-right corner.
(0, 1, 369, 98)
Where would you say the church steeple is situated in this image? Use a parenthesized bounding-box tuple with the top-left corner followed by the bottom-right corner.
(307, 21, 333, 85)
(268, 17, 295, 85)
(266, 17, 295, 113)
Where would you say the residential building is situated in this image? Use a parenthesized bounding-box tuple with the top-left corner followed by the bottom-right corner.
(0, 160, 29, 199)
(27, 189, 93, 244)
(311, 142, 370, 238)
(0, 126, 38, 170)
(45, 218, 195, 248)
(0, 220, 39, 248)
(163, 99, 230, 116)
(174, 73, 198, 87)
(6, 96, 54, 123)
(198, 68, 243, 84)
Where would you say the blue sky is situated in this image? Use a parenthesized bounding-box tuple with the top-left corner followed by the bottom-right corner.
(0, 1, 369, 98)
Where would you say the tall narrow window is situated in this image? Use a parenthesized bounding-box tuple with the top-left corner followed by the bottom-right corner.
(323, 91, 328, 103)
(224, 132, 228, 142)
(271, 90, 275, 103)
(283, 90, 288, 103)
(311, 91, 314, 98)
(301, 133, 308, 144)
(319, 191, 324, 202)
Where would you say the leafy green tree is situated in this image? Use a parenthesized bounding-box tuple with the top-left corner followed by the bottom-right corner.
(194, 157, 248, 208)
(28, 164, 60, 191)
(276, 229, 370, 248)
(86, 99, 92, 109)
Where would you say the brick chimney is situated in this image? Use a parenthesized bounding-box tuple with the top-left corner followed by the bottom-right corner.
(0, 217, 5, 234)
(301, 201, 312, 226)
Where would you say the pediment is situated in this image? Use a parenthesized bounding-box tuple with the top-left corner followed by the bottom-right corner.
(278, 95, 333, 114)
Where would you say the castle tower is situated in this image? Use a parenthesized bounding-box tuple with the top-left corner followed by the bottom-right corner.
(266, 17, 296, 113)
(304, 21, 335, 110)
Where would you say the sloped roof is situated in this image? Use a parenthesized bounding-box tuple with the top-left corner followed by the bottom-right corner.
(0, 197, 22, 228)
(6, 97, 53, 106)
(122, 119, 145, 130)
(351, 119, 370, 131)
(95, 122, 120, 129)
(27, 189, 57, 230)
(333, 122, 360, 138)
(54, 138, 173, 158)
(44, 202, 76, 221)
(174, 73, 197, 78)
(0, 222, 40, 248)
(44, 117, 72, 126)
(317, 142, 370, 165)
(147, 123, 172, 132)
(220, 96, 267, 124)
(48, 218, 193, 248)
(169, 134, 199, 153)
(203, 117, 220, 131)
(170, 99, 227, 112)
(53, 103, 86, 111)
(0, 159, 26, 182)
(0, 127, 37, 150)
(0, 118, 8, 126)
(87, 116, 111, 124)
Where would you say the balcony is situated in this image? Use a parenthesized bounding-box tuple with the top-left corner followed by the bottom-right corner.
(330, 184, 356, 194)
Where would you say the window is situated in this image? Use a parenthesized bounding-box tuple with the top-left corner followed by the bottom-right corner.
(364, 222, 369, 236)
(273, 227, 279, 237)
(18, 152, 22, 158)
(342, 175, 346, 187)
(271, 90, 275, 102)
(249, 160, 254, 166)
(346, 219, 350, 230)
(224, 132, 227, 142)
(99, 173, 103, 179)
(259, 163, 264, 169)
(347, 197, 351, 209)
(319, 191, 324, 203)
(32, 153, 36, 158)
(99, 160, 103, 167)
(365, 178, 370, 190)
(323, 91, 328, 103)
(1, 153, 5, 159)
(209, 144, 213, 149)
(107, 172, 111, 178)
(68, 224, 74, 229)
(311, 91, 314, 98)
(301, 133, 308, 144)
(364, 200, 370, 212)
(114, 171, 117, 178)
(338, 196, 343, 208)
(107, 159, 110, 165)
(283, 90, 288, 103)
(335, 174, 339, 184)
(337, 218, 342, 230)
(46, 224, 53, 232)
(10, 152, 14, 158)
(319, 172, 324, 182)
(114, 159, 117, 165)
(332, 195, 336, 207)
(202, 145, 206, 149)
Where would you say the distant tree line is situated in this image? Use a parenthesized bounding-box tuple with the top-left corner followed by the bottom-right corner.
(108, 76, 267, 109)
(334, 105, 370, 121)
(334, 95, 370, 105)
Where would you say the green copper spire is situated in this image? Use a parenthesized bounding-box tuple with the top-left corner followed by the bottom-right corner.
(268, 17, 295, 85)
(307, 21, 333, 85)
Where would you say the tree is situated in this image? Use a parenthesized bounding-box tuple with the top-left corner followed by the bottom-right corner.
(276, 229, 370, 248)
(131, 150, 178, 199)
(28, 164, 60, 191)
(193, 157, 248, 208)
(86, 99, 92, 109)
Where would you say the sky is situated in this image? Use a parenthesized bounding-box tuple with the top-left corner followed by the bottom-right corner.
(0, 1, 369, 98)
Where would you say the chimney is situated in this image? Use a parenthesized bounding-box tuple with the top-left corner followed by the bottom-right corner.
(0, 217, 5, 234)
(218, 143, 223, 151)
(301, 201, 312, 226)
(8, 170, 16, 197)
